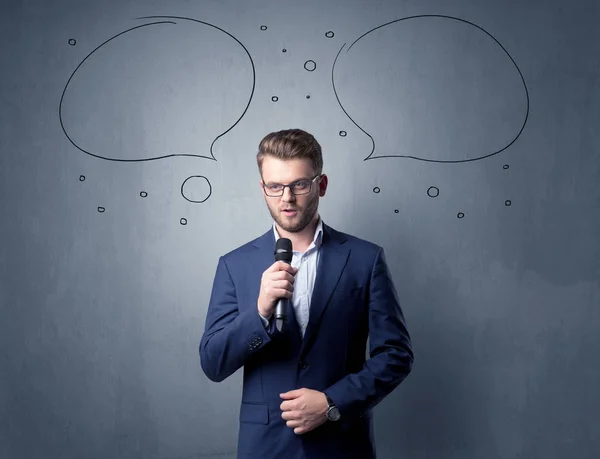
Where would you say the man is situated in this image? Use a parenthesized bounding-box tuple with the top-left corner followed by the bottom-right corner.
(200, 129, 413, 459)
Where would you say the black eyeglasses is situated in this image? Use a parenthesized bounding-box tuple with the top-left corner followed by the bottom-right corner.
(262, 174, 321, 197)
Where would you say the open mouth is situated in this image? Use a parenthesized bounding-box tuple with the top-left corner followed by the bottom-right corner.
(282, 209, 298, 217)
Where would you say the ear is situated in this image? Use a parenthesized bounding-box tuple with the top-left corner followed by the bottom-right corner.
(259, 179, 267, 199)
(318, 174, 328, 197)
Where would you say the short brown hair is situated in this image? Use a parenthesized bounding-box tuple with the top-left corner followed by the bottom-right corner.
(256, 129, 323, 175)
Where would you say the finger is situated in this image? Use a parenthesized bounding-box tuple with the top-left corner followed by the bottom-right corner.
(294, 426, 308, 435)
(285, 264, 298, 275)
(281, 408, 300, 418)
(270, 273, 295, 285)
(280, 400, 293, 412)
(263, 275, 293, 290)
(280, 389, 302, 399)
(275, 262, 299, 275)
(275, 261, 295, 271)
(267, 261, 290, 273)
(262, 285, 292, 300)
(268, 281, 294, 294)
(285, 418, 301, 428)
(271, 270, 296, 283)
(269, 288, 293, 301)
(270, 280, 294, 292)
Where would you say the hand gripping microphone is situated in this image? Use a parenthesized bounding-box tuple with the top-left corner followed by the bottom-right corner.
(274, 238, 293, 332)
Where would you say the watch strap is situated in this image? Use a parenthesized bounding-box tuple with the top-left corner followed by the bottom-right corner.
(325, 394, 334, 406)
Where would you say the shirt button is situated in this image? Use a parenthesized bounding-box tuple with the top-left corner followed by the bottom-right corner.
(298, 360, 308, 369)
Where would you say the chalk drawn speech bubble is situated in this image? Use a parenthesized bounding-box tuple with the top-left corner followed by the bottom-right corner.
(332, 15, 529, 163)
(59, 16, 255, 162)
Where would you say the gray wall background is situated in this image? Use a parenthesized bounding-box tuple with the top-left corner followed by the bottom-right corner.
(1, 0, 599, 458)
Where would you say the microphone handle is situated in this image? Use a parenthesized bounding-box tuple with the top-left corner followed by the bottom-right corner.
(274, 298, 287, 332)
(273, 256, 292, 332)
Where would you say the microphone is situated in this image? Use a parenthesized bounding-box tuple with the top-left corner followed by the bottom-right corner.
(274, 238, 293, 332)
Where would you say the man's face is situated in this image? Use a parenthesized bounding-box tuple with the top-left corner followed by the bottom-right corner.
(259, 156, 327, 233)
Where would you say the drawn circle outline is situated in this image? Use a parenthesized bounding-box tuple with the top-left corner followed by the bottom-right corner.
(181, 175, 212, 203)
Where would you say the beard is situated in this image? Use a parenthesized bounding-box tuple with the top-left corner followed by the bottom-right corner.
(267, 194, 319, 233)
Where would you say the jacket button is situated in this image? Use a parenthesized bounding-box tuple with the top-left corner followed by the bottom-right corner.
(248, 335, 262, 350)
(298, 360, 308, 369)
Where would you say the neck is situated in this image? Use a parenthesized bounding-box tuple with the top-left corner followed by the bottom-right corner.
(276, 215, 319, 253)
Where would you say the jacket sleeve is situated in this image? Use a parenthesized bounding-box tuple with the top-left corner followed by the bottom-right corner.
(323, 247, 414, 418)
(199, 255, 276, 382)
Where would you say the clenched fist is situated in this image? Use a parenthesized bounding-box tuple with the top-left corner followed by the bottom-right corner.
(257, 261, 298, 318)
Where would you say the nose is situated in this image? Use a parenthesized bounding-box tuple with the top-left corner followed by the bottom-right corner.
(281, 186, 296, 202)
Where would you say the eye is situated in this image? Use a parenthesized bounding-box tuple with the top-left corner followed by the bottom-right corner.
(292, 180, 310, 190)
(267, 184, 283, 191)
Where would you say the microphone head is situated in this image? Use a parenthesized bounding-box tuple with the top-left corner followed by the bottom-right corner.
(274, 238, 293, 263)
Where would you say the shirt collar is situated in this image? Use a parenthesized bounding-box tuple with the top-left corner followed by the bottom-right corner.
(272, 215, 324, 251)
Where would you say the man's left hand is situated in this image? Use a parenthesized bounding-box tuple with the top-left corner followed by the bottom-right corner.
(280, 388, 328, 435)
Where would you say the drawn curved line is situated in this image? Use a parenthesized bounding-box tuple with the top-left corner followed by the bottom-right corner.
(333, 14, 530, 163)
(138, 16, 256, 161)
(59, 22, 177, 162)
(331, 43, 375, 160)
(59, 17, 256, 162)
(180, 175, 212, 203)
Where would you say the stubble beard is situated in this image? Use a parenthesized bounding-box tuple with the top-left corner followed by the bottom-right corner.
(268, 195, 319, 233)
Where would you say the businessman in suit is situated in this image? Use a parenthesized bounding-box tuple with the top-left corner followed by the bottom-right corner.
(200, 129, 413, 459)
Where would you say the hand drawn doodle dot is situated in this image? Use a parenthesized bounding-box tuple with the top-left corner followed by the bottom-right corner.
(325, 31, 335, 38)
(339, 131, 347, 137)
(505, 200, 512, 206)
(98, 207, 105, 213)
(140, 191, 148, 198)
(304, 60, 317, 72)
(373, 187, 381, 193)
(306, 95, 311, 99)
(260, 25, 267, 31)
(180, 218, 188, 225)
(282, 48, 287, 53)
(457, 212, 465, 219)
(79, 175, 85, 181)
(68, 39, 76, 46)
(272, 96, 279, 102)
(181, 175, 212, 203)
(427, 186, 440, 198)
(394, 209, 399, 213)
(503, 164, 510, 170)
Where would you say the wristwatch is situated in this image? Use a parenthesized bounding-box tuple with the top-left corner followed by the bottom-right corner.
(325, 394, 341, 421)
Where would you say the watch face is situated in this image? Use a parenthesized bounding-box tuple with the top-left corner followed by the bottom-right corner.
(328, 406, 341, 421)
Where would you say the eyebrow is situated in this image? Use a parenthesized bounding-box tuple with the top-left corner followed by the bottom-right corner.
(265, 177, 312, 185)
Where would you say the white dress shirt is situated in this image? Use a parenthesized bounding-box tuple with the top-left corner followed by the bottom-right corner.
(259, 217, 323, 336)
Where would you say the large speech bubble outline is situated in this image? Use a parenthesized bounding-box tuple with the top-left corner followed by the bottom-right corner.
(59, 16, 256, 163)
(331, 14, 530, 163)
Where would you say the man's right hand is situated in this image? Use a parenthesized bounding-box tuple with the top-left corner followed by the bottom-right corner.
(258, 261, 298, 318)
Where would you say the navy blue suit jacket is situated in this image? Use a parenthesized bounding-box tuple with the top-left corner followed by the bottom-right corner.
(200, 223, 413, 459)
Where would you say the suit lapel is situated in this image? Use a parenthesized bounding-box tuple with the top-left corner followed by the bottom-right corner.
(300, 224, 350, 358)
(252, 227, 276, 275)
